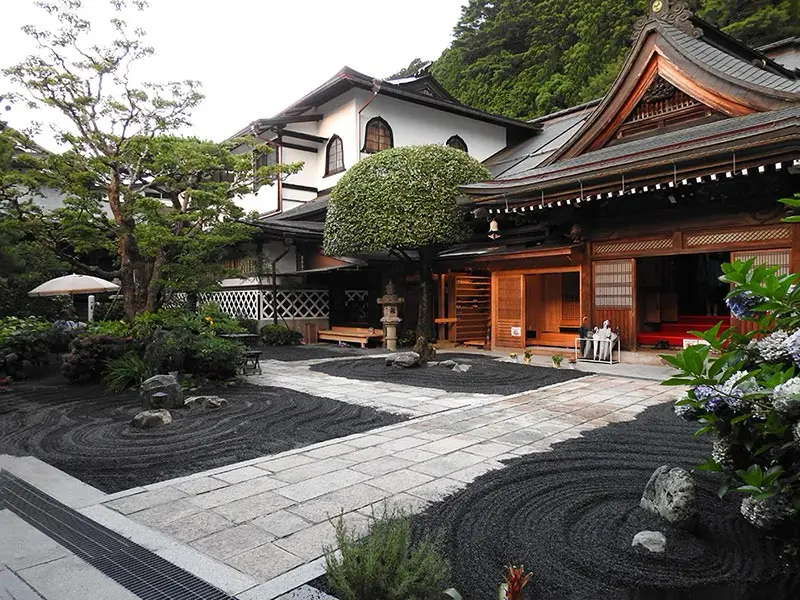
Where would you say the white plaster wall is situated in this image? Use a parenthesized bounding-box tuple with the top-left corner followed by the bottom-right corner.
(354, 90, 508, 161)
(234, 91, 357, 214)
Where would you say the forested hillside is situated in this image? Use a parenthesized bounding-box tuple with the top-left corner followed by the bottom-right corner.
(428, 0, 800, 120)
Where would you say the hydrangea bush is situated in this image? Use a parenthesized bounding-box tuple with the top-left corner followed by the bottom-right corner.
(663, 259, 800, 532)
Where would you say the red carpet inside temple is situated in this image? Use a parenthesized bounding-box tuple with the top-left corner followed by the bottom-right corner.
(637, 315, 731, 348)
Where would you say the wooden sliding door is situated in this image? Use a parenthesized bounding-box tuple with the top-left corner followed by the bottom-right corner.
(593, 259, 636, 349)
(492, 273, 525, 349)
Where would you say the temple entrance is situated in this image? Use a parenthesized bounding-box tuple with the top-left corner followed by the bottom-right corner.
(636, 252, 730, 348)
(525, 271, 581, 347)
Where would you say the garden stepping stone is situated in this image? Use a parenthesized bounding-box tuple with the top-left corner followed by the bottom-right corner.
(131, 409, 172, 428)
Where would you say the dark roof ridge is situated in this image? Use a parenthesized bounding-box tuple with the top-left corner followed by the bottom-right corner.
(528, 99, 601, 124)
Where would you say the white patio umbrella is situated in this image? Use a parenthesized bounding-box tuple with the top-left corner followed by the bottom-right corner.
(29, 274, 120, 321)
(28, 274, 120, 297)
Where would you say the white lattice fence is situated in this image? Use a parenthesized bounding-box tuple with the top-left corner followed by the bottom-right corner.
(261, 289, 329, 320)
(199, 290, 261, 320)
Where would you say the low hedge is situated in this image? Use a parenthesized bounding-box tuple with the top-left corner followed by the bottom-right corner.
(261, 324, 303, 346)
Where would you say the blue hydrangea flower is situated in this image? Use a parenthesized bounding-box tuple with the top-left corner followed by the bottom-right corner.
(674, 403, 697, 421)
(725, 291, 763, 320)
(786, 330, 800, 367)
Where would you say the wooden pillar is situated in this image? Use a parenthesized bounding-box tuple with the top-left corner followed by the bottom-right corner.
(791, 223, 800, 275)
(580, 244, 592, 328)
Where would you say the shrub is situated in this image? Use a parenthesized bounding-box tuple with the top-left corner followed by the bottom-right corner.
(187, 336, 244, 380)
(236, 316, 259, 334)
(85, 320, 132, 337)
(142, 328, 195, 374)
(663, 259, 800, 531)
(260, 324, 302, 346)
(397, 329, 418, 348)
(103, 352, 151, 392)
(133, 305, 243, 337)
(61, 334, 135, 382)
(0, 316, 71, 378)
(324, 509, 450, 600)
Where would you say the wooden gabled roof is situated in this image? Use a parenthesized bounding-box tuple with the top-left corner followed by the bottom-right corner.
(546, 0, 800, 164)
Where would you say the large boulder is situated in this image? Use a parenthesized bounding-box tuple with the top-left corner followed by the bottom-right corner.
(386, 352, 421, 368)
(184, 395, 228, 410)
(412, 337, 436, 364)
(740, 494, 797, 530)
(131, 409, 172, 429)
(631, 530, 666, 553)
(640, 465, 697, 527)
(140, 374, 183, 409)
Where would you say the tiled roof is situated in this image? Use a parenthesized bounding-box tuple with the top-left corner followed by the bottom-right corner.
(663, 24, 800, 95)
(464, 106, 799, 193)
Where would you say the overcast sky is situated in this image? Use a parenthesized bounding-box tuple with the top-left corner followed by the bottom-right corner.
(1, 0, 466, 147)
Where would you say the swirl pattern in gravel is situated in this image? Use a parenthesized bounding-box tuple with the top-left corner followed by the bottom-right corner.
(0, 378, 405, 493)
(310, 354, 586, 394)
(411, 402, 799, 600)
(260, 344, 382, 362)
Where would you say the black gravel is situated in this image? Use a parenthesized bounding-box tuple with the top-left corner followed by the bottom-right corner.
(410, 401, 799, 600)
(0, 377, 405, 493)
(260, 344, 382, 362)
(310, 353, 586, 395)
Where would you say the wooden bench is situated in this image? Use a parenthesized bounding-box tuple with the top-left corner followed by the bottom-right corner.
(318, 326, 384, 348)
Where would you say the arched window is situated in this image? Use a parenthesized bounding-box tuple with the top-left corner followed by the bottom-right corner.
(363, 117, 393, 153)
(446, 135, 468, 153)
(325, 135, 345, 176)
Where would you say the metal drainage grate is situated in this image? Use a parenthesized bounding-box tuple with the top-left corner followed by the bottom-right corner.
(0, 470, 236, 600)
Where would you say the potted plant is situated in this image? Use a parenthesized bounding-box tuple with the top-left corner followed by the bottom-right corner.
(551, 353, 564, 368)
(509, 352, 518, 363)
(523, 349, 533, 364)
(567, 356, 578, 369)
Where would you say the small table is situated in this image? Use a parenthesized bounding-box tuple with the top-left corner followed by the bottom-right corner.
(220, 334, 262, 375)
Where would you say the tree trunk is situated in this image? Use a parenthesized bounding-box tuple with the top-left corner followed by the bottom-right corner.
(108, 176, 158, 320)
(416, 248, 435, 340)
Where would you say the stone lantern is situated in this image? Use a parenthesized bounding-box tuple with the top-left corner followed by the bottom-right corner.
(378, 280, 404, 351)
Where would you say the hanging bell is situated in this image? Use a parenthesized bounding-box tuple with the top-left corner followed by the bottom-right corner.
(488, 219, 500, 240)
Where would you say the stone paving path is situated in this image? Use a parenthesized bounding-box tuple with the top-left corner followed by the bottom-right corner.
(99, 372, 679, 599)
(246, 356, 498, 416)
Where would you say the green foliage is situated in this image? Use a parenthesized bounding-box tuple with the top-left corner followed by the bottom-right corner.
(431, 0, 800, 120)
(85, 320, 132, 337)
(103, 352, 152, 392)
(260, 324, 303, 346)
(397, 329, 419, 348)
(3, 1, 302, 318)
(663, 258, 800, 527)
(142, 328, 195, 374)
(187, 336, 244, 380)
(0, 127, 70, 319)
(0, 317, 62, 378)
(324, 145, 490, 256)
(133, 305, 243, 337)
(324, 509, 450, 600)
(61, 334, 135, 383)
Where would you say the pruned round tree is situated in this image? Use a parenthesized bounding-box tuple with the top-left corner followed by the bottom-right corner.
(324, 144, 490, 338)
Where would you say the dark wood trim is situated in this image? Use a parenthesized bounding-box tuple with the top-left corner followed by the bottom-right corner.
(282, 182, 319, 193)
(281, 129, 327, 144)
(362, 117, 394, 153)
(279, 140, 318, 153)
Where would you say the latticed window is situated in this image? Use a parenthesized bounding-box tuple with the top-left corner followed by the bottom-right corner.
(594, 260, 633, 308)
(446, 135, 468, 153)
(363, 117, 393, 153)
(325, 135, 344, 176)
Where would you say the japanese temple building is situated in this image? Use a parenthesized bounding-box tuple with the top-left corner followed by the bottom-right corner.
(443, 0, 800, 352)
